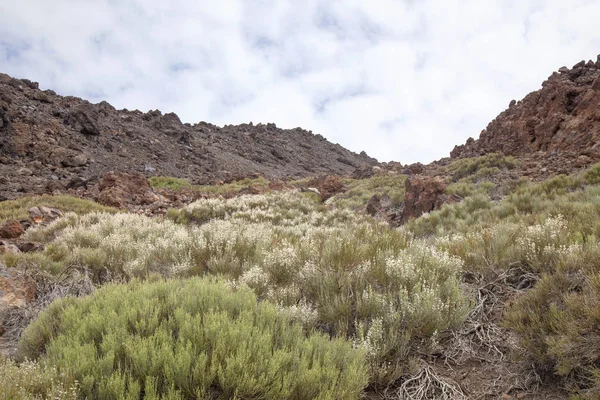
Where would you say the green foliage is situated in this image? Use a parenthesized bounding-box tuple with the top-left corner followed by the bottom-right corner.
(193, 177, 270, 196)
(584, 162, 600, 185)
(0, 356, 78, 399)
(20, 278, 368, 400)
(448, 153, 519, 182)
(148, 176, 191, 191)
(0, 195, 117, 224)
(12, 192, 469, 387)
(329, 174, 406, 210)
(504, 243, 600, 397)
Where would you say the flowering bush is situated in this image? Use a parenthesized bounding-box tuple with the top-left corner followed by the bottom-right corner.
(13, 192, 468, 386)
(0, 356, 78, 400)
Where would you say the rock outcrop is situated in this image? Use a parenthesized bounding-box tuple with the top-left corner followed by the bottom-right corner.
(400, 176, 448, 223)
(451, 57, 600, 165)
(0, 72, 377, 200)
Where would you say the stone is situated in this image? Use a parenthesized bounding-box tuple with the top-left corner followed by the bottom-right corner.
(28, 206, 63, 225)
(400, 176, 447, 223)
(558, 66, 569, 73)
(0, 220, 25, 239)
(592, 76, 600, 91)
(307, 175, 347, 201)
(0, 240, 21, 255)
(62, 154, 88, 167)
(98, 171, 158, 208)
(0, 268, 36, 309)
(67, 104, 101, 135)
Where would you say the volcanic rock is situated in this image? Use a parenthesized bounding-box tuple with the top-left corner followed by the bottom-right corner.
(0, 72, 377, 200)
(98, 171, 160, 208)
(400, 176, 447, 223)
(0, 220, 24, 239)
(451, 56, 600, 160)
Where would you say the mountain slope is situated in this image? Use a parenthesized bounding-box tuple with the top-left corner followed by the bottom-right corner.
(451, 56, 600, 164)
(0, 73, 376, 200)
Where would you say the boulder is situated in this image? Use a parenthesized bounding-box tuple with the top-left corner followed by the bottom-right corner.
(400, 176, 447, 223)
(67, 104, 101, 135)
(62, 154, 88, 167)
(308, 175, 347, 201)
(28, 206, 63, 225)
(0, 220, 24, 239)
(98, 171, 159, 208)
(0, 267, 36, 310)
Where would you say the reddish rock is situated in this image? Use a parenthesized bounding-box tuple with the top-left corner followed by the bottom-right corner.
(402, 162, 425, 175)
(98, 171, 160, 208)
(400, 176, 447, 223)
(451, 57, 600, 160)
(0, 220, 24, 239)
(308, 175, 348, 201)
(0, 268, 36, 309)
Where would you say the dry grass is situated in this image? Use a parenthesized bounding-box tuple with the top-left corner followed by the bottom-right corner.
(0, 194, 117, 224)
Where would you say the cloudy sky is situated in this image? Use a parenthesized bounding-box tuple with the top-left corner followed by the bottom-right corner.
(1, 1, 599, 163)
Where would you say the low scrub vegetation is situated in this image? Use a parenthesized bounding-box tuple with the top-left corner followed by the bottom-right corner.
(329, 174, 406, 210)
(19, 278, 368, 400)
(148, 176, 191, 190)
(8, 192, 469, 387)
(0, 194, 117, 224)
(0, 356, 78, 399)
(448, 153, 519, 182)
(193, 177, 270, 196)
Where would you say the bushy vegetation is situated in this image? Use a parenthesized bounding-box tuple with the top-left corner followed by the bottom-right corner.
(0, 356, 78, 399)
(19, 278, 368, 400)
(329, 174, 406, 210)
(8, 160, 600, 398)
(0, 194, 117, 224)
(193, 177, 270, 196)
(148, 176, 192, 191)
(448, 153, 519, 182)
(8, 192, 469, 387)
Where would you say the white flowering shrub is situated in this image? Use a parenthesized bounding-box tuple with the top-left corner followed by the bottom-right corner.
(12, 192, 468, 387)
(0, 356, 78, 399)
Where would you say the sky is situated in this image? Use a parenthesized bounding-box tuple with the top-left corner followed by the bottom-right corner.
(1, 1, 599, 164)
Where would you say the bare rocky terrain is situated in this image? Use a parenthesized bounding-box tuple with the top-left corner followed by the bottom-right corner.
(450, 56, 600, 177)
(0, 73, 376, 201)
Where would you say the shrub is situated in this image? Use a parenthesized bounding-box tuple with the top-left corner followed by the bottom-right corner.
(0, 356, 78, 400)
(329, 175, 406, 210)
(13, 192, 469, 387)
(504, 243, 600, 397)
(192, 177, 270, 196)
(0, 195, 117, 224)
(148, 176, 191, 191)
(585, 162, 600, 185)
(19, 278, 368, 400)
(448, 153, 518, 182)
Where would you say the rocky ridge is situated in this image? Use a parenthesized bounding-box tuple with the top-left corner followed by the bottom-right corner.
(0, 73, 377, 201)
(451, 56, 600, 174)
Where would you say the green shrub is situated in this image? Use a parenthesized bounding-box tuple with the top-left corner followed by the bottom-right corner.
(0, 195, 117, 224)
(329, 175, 406, 210)
(19, 278, 368, 400)
(148, 176, 191, 191)
(504, 243, 600, 397)
(0, 356, 78, 400)
(192, 177, 270, 196)
(448, 153, 518, 182)
(13, 192, 469, 387)
(585, 162, 600, 185)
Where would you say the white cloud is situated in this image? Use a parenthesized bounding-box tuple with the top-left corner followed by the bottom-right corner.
(1, 0, 599, 163)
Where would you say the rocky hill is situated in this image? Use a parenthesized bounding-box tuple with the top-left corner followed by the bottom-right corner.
(450, 56, 600, 175)
(0, 73, 377, 200)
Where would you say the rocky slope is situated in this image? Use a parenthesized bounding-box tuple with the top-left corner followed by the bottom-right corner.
(451, 56, 600, 175)
(0, 73, 376, 200)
